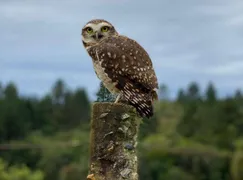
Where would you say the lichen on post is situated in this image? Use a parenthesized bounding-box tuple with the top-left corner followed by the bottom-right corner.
(87, 102, 141, 180)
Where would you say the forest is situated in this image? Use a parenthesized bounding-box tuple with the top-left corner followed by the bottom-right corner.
(0, 79, 243, 180)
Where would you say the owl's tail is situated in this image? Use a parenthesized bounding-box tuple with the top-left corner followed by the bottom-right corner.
(122, 84, 158, 118)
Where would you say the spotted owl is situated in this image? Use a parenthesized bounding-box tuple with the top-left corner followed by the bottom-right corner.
(81, 19, 158, 118)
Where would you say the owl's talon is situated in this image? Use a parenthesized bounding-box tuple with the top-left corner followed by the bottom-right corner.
(114, 94, 121, 103)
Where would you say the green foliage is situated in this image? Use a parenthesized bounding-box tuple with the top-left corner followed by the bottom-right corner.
(59, 163, 87, 180)
(0, 79, 243, 180)
(231, 139, 243, 180)
(95, 82, 115, 102)
(177, 88, 187, 103)
(205, 81, 217, 102)
(186, 82, 201, 101)
(28, 130, 89, 180)
(231, 150, 243, 180)
(163, 167, 196, 180)
(0, 87, 32, 142)
(0, 158, 44, 180)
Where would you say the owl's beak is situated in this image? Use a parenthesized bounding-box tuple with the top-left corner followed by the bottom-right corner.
(95, 31, 103, 40)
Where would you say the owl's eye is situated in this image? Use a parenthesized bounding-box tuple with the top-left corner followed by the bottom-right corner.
(86, 27, 93, 34)
(101, 26, 110, 32)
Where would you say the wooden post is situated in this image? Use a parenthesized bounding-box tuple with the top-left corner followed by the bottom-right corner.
(87, 102, 141, 180)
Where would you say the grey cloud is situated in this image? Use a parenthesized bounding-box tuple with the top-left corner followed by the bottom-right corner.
(0, 0, 243, 99)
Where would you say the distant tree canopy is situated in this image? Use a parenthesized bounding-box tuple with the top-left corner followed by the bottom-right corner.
(205, 81, 217, 102)
(0, 79, 91, 141)
(0, 79, 242, 180)
(0, 158, 44, 180)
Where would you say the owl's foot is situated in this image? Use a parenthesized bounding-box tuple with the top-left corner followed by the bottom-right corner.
(114, 94, 129, 104)
(114, 94, 121, 103)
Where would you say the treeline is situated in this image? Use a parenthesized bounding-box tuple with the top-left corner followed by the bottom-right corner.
(140, 82, 243, 180)
(0, 79, 90, 141)
(0, 79, 243, 180)
(0, 79, 91, 180)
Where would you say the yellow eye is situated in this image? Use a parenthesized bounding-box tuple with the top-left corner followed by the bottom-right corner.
(86, 27, 93, 34)
(101, 26, 109, 32)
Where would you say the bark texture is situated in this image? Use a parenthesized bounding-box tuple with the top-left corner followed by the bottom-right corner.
(87, 102, 141, 180)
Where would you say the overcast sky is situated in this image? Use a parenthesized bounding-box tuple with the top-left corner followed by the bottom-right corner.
(0, 0, 243, 100)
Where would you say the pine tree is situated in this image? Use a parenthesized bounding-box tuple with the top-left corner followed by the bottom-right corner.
(177, 88, 186, 103)
(205, 81, 217, 102)
(187, 82, 201, 101)
(51, 79, 67, 105)
(4, 82, 18, 100)
(234, 89, 242, 100)
(96, 82, 115, 102)
(0, 82, 3, 99)
(159, 84, 169, 100)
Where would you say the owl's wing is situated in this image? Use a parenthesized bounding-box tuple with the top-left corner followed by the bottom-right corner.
(101, 36, 158, 90)
(88, 36, 158, 117)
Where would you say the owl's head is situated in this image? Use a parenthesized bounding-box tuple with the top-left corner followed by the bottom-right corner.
(81, 19, 118, 48)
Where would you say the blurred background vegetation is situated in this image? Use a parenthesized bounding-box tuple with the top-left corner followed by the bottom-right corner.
(0, 79, 243, 180)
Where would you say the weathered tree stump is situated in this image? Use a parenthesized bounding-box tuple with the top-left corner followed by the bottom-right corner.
(87, 102, 141, 180)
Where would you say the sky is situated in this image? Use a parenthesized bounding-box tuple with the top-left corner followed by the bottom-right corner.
(0, 0, 243, 100)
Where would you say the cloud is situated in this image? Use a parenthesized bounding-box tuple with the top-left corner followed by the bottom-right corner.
(0, 3, 66, 23)
(227, 14, 243, 26)
(205, 61, 243, 75)
(0, 0, 243, 99)
(1, 67, 99, 98)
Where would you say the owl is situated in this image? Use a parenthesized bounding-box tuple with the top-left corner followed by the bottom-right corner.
(81, 19, 159, 118)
